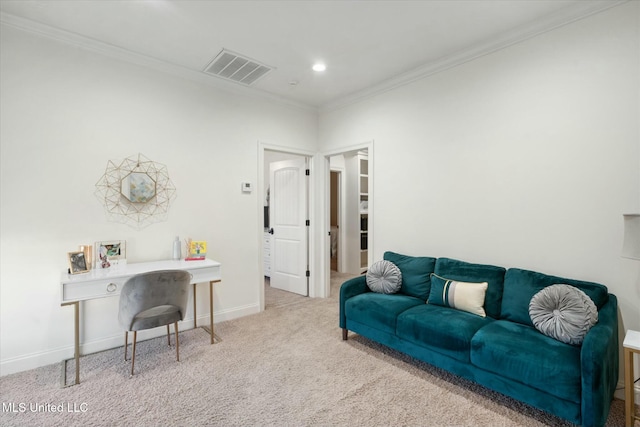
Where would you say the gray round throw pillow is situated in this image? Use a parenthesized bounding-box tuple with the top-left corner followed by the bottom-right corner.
(529, 284, 598, 345)
(366, 260, 402, 294)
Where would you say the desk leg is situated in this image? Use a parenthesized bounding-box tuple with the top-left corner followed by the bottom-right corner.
(193, 280, 221, 344)
(193, 283, 197, 329)
(202, 280, 221, 344)
(61, 301, 80, 387)
(625, 347, 635, 427)
(209, 280, 214, 344)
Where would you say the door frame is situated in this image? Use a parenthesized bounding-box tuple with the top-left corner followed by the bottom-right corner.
(321, 141, 374, 298)
(258, 142, 317, 310)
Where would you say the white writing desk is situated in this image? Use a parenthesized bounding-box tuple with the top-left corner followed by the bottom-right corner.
(60, 258, 221, 386)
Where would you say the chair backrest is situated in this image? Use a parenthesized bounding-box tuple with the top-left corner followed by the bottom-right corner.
(118, 270, 191, 331)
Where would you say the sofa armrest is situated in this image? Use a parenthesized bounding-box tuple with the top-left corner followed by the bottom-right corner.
(339, 275, 369, 329)
(580, 294, 619, 427)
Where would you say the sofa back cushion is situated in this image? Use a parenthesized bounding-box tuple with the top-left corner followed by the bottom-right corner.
(434, 258, 506, 319)
(500, 268, 609, 327)
(383, 251, 436, 300)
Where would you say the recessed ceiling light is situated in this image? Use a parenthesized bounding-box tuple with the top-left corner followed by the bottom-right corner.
(312, 63, 326, 72)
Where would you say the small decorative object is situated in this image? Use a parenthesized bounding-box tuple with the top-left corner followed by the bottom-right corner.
(78, 245, 93, 270)
(95, 240, 126, 269)
(68, 251, 89, 275)
(172, 236, 182, 260)
(186, 240, 207, 261)
(100, 254, 111, 269)
(95, 153, 176, 229)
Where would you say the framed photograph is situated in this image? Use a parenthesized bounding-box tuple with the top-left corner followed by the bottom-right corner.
(68, 251, 89, 275)
(95, 240, 127, 269)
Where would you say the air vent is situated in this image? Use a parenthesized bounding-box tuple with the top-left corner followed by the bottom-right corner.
(204, 49, 272, 86)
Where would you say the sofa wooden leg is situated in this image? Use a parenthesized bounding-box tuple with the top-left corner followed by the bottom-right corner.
(342, 328, 348, 340)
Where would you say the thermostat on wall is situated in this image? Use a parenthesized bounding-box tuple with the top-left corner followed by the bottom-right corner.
(241, 182, 253, 193)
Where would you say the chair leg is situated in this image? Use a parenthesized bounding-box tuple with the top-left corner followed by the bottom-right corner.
(130, 331, 137, 377)
(174, 321, 180, 362)
(166, 324, 171, 346)
(124, 331, 128, 361)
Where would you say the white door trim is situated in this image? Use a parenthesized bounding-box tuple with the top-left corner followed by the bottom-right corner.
(321, 141, 374, 298)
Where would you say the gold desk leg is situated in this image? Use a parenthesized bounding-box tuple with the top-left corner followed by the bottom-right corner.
(193, 280, 221, 344)
(209, 280, 215, 344)
(192, 283, 197, 329)
(198, 280, 221, 344)
(624, 347, 636, 427)
(61, 301, 80, 387)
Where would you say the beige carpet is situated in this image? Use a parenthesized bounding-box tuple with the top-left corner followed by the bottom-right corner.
(0, 271, 629, 427)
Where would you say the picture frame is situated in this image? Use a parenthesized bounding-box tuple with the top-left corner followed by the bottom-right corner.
(95, 240, 127, 269)
(68, 251, 89, 275)
(186, 240, 207, 261)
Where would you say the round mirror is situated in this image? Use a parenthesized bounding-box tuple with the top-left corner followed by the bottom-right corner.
(120, 172, 156, 203)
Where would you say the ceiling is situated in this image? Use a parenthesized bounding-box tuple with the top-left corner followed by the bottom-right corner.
(0, 0, 624, 110)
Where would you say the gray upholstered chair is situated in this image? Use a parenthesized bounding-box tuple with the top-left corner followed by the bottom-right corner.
(118, 270, 191, 376)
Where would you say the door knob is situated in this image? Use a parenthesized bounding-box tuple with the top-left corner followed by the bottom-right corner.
(269, 228, 274, 234)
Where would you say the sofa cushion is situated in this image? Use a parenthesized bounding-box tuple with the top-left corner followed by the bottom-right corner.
(344, 293, 423, 335)
(471, 320, 581, 403)
(529, 284, 598, 345)
(384, 251, 436, 300)
(428, 274, 488, 317)
(434, 258, 506, 319)
(396, 304, 494, 362)
(501, 268, 609, 327)
(366, 260, 402, 294)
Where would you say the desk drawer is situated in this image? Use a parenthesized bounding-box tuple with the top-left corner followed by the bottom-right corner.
(62, 277, 126, 302)
(190, 265, 221, 284)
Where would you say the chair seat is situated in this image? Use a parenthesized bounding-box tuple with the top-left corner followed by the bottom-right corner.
(129, 305, 182, 331)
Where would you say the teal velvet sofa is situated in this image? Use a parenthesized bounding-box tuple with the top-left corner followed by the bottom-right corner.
(339, 252, 619, 427)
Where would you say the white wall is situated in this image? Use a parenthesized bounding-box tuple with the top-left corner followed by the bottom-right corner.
(0, 24, 317, 374)
(319, 0, 640, 368)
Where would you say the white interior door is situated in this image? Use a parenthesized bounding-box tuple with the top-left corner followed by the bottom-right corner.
(269, 158, 308, 296)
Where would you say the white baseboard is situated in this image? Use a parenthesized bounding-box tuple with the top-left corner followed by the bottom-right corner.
(614, 379, 640, 405)
(0, 303, 259, 377)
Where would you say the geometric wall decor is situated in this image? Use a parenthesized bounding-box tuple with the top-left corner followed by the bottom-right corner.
(95, 153, 176, 229)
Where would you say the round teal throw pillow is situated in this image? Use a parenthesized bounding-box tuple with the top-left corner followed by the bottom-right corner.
(528, 284, 598, 345)
(366, 260, 402, 294)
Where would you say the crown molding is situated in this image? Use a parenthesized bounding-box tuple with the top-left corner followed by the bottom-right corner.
(0, 11, 317, 113)
(319, 0, 629, 113)
(1, 1, 628, 115)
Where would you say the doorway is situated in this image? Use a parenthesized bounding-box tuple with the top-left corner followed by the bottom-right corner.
(324, 142, 373, 298)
